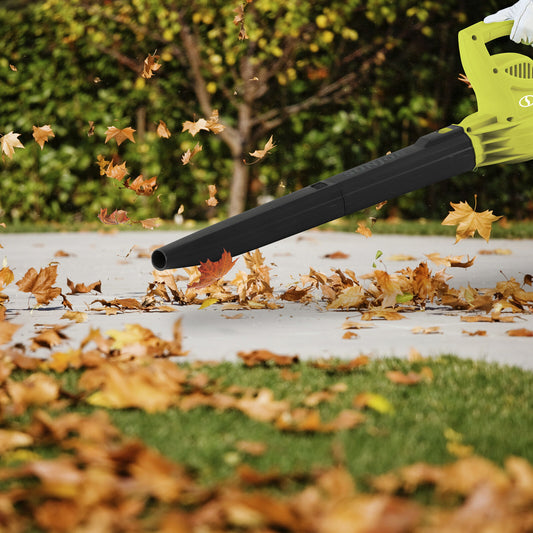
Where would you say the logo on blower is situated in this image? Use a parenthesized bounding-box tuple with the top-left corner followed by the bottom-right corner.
(519, 95, 533, 107)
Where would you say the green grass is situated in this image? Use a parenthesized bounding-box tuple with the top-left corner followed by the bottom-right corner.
(3, 216, 533, 238)
(33, 356, 532, 488)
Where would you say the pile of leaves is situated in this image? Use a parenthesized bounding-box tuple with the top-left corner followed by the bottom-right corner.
(0, 334, 532, 531)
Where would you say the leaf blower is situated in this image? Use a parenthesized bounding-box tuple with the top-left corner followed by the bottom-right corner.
(152, 21, 533, 270)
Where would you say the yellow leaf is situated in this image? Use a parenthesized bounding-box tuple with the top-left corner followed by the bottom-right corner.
(199, 297, 219, 309)
(354, 392, 395, 414)
(441, 199, 502, 243)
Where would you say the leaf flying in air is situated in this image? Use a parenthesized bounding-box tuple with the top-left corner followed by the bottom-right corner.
(249, 135, 275, 161)
(1, 132, 24, 159)
(104, 126, 136, 146)
(32, 125, 55, 149)
(442, 199, 502, 243)
(188, 250, 237, 289)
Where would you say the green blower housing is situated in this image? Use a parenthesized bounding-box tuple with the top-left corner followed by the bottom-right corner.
(152, 21, 533, 270)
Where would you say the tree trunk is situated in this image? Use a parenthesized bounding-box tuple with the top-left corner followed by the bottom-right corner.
(228, 156, 249, 216)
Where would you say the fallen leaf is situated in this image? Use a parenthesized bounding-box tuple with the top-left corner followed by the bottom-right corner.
(237, 349, 299, 367)
(506, 328, 533, 337)
(16, 264, 62, 306)
(412, 326, 442, 335)
(442, 199, 502, 243)
(462, 329, 487, 336)
(0, 321, 21, 345)
(199, 297, 218, 309)
(188, 250, 237, 289)
(342, 331, 358, 339)
(30, 324, 69, 350)
(104, 126, 136, 146)
(66, 278, 102, 295)
(361, 309, 406, 321)
(32, 125, 55, 149)
(235, 441, 268, 456)
(386, 368, 433, 385)
(60, 311, 88, 323)
(478, 248, 512, 256)
(324, 251, 349, 259)
(1, 131, 24, 159)
(310, 356, 369, 373)
(354, 392, 395, 414)
(387, 254, 416, 261)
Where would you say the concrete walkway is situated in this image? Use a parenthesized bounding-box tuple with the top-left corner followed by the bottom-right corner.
(1, 229, 532, 370)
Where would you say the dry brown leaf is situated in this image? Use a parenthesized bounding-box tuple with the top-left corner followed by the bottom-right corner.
(442, 199, 502, 243)
(206, 184, 218, 207)
(324, 251, 349, 259)
(188, 250, 237, 289)
(506, 328, 533, 337)
(32, 125, 55, 149)
(356, 221, 372, 238)
(30, 324, 69, 351)
(104, 126, 136, 146)
(142, 52, 161, 78)
(66, 278, 102, 295)
(412, 326, 442, 335)
(182, 118, 209, 137)
(386, 367, 433, 385)
(156, 119, 171, 138)
(462, 329, 487, 336)
(249, 135, 275, 161)
(181, 142, 202, 165)
(126, 175, 158, 196)
(1, 131, 24, 159)
(97, 208, 130, 225)
(16, 264, 62, 306)
(237, 349, 299, 367)
(0, 321, 21, 345)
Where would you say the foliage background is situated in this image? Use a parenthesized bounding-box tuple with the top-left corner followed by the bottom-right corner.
(1, 0, 532, 225)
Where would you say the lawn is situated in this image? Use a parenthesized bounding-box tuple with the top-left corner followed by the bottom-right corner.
(1, 353, 532, 531)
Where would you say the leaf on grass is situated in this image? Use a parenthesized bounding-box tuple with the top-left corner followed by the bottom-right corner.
(235, 440, 268, 456)
(32, 125, 55, 149)
(354, 392, 395, 414)
(97, 208, 130, 225)
(181, 142, 202, 165)
(6, 373, 59, 408)
(1, 131, 24, 159)
(442, 199, 502, 243)
(16, 264, 62, 306)
(249, 135, 275, 161)
(386, 367, 433, 385)
(310, 355, 369, 373)
(104, 126, 136, 146)
(237, 349, 299, 367)
(276, 408, 365, 433)
(206, 184, 218, 207)
(156, 119, 171, 138)
(506, 328, 533, 337)
(188, 250, 237, 289)
(141, 52, 161, 78)
(0, 429, 33, 453)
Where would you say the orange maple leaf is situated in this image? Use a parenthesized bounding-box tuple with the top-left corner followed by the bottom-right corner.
(1, 132, 24, 159)
(356, 221, 372, 238)
(188, 250, 237, 289)
(126, 175, 158, 196)
(32, 125, 55, 149)
(97, 208, 130, 225)
(442, 199, 502, 243)
(104, 126, 136, 146)
(106, 160, 128, 181)
(182, 118, 209, 137)
(16, 264, 62, 306)
(249, 135, 275, 161)
(205, 110, 225, 134)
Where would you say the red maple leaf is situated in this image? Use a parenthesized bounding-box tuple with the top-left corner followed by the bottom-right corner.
(188, 250, 237, 289)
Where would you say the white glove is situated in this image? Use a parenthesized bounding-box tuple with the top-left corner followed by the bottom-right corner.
(484, 0, 533, 45)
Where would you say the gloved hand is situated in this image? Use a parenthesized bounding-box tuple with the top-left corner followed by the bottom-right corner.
(484, 0, 533, 44)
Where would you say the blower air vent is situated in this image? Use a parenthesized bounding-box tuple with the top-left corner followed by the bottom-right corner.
(505, 62, 533, 78)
